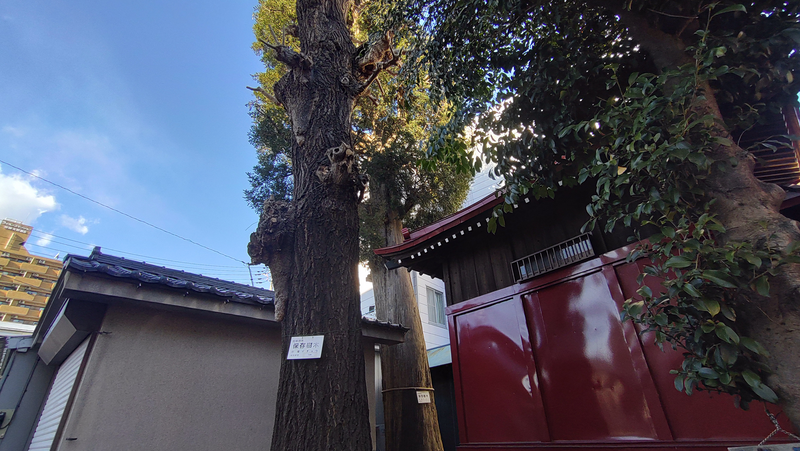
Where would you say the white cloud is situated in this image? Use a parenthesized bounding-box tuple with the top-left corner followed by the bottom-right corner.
(59, 215, 89, 234)
(0, 166, 58, 223)
(1, 125, 26, 137)
(35, 232, 53, 246)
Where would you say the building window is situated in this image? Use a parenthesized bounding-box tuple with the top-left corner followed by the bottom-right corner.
(426, 287, 446, 327)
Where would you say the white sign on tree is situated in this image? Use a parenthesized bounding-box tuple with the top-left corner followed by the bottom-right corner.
(287, 335, 324, 360)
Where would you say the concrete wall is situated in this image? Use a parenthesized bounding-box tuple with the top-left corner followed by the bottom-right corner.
(53, 303, 378, 451)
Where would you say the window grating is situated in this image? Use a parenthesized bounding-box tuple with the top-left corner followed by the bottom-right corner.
(511, 233, 595, 283)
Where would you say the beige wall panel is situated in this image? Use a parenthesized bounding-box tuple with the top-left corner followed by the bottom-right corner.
(57, 304, 281, 451)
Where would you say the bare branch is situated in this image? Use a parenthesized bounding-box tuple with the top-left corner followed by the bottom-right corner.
(247, 86, 281, 106)
(375, 78, 386, 96)
(268, 24, 280, 46)
(259, 34, 313, 70)
(258, 38, 279, 51)
(647, 8, 697, 19)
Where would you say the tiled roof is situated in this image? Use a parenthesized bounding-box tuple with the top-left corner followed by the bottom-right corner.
(360, 315, 409, 332)
(66, 248, 275, 307)
(66, 249, 408, 332)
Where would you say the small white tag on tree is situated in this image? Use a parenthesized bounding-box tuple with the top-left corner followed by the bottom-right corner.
(287, 335, 324, 360)
(416, 391, 431, 404)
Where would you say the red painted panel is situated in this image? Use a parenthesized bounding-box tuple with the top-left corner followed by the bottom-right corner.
(614, 261, 793, 440)
(525, 271, 660, 441)
(454, 298, 549, 443)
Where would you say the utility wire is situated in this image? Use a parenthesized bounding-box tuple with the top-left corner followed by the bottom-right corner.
(25, 242, 260, 278)
(0, 159, 247, 264)
(25, 244, 264, 285)
(28, 230, 255, 270)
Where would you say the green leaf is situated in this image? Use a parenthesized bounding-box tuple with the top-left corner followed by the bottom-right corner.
(705, 299, 721, 317)
(627, 301, 644, 318)
(712, 4, 746, 17)
(719, 343, 739, 365)
(683, 283, 702, 298)
(741, 369, 760, 387)
(751, 382, 779, 403)
(740, 337, 770, 357)
(716, 325, 740, 344)
(754, 276, 770, 297)
(744, 254, 762, 267)
(674, 375, 685, 392)
(720, 303, 736, 321)
(637, 285, 653, 298)
(702, 270, 738, 288)
(699, 367, 719, 379)
(665, 256, 693, 268)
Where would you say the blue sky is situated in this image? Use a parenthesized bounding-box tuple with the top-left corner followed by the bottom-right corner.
(0, 0, 270, 286)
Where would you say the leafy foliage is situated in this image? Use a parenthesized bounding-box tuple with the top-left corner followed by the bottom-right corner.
(379, 0, 800, 408)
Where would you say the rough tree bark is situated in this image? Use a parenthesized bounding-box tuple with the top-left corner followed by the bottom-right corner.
(247, 1, 401, 449)
(612, 4, 800, 430)
(369, 183, 445, 451)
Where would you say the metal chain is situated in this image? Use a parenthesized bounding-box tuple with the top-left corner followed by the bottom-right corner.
(758, 409, 800, 446)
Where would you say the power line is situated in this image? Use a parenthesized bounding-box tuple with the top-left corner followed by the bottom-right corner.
(27, 232, 256, 274)
(24, 242, 266, 284)
(24, 242, 256, 276)
(0, 159, 247, 264)
(28, 230, 255, 270)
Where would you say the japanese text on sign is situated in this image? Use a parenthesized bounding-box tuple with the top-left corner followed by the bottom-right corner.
(287, 335, 324, 360)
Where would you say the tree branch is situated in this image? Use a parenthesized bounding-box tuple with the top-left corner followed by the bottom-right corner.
(356, 49, 402, 95)
(248, 199, 296, 321)
(247, 86, 281, 106)
(259, 37, 313, 70)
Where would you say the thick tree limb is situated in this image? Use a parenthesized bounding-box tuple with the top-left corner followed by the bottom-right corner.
(248, 199, 296, 321)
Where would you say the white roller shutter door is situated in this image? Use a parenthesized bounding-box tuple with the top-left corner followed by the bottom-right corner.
(28, 337, 89, 451)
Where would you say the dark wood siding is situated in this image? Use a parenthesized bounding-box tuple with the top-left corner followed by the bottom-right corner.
(440, 185, 634, 305)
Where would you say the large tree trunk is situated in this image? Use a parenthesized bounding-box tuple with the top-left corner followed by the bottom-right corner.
(370, 211, 445, 451)
(704, 115, 800, 433)
(615, 6, 800, 431)
(248, 1, 379, 449)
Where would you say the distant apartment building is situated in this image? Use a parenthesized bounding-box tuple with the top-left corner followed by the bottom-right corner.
(361, 271, 449, 350)
(0, 219, 62, 335)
